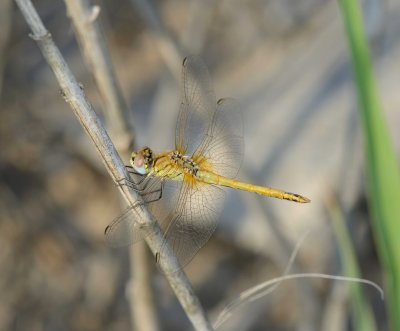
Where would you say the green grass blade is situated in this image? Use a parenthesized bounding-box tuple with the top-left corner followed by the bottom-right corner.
(328, 196, 377, 331)
(338, 1, 400, 330)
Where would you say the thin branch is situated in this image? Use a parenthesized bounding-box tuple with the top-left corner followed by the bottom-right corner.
(63, 0, 133, 152)
(14, 1, 213, 330)
(128, 242, 160, 331)
(62, 1, 159, 329)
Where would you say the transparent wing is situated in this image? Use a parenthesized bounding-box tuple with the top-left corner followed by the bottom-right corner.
(176, 56, 216, 155)
(104, 176, 164, 247)
(194, 98, 244, 178)
(157, 177, 225, 270)
(104, 207, 144, 247)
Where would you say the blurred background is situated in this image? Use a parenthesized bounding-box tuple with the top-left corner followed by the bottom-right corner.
(0, 0, 399, 330)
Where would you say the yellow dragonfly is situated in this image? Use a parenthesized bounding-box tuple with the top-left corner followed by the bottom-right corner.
(105, 56, 310, 269)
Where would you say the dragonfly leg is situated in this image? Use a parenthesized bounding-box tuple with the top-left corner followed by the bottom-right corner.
(139, 176, 157, 191)
(116, 177, 150, 192)
(140, 182, 164, 204)
(116, 175, 163, 203)
(121, 183, 163, 212)
(125, 166, 148, 185)
(116, 167, 153, 192)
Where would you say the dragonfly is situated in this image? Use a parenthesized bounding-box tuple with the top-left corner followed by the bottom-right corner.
(105, 56, 310, 270)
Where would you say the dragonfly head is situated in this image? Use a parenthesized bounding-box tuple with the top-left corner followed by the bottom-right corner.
(130, 147, 154, 175)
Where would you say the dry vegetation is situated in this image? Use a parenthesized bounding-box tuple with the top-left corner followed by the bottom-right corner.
(1, 0, 398, 330)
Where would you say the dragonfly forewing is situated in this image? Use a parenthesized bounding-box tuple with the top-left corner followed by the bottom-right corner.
(176, 56, 216, 156)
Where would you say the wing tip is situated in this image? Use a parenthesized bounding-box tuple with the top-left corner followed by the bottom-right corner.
(104, 225, 111, 235)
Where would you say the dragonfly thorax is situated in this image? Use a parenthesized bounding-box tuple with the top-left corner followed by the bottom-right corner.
(170, 151, 199, 176)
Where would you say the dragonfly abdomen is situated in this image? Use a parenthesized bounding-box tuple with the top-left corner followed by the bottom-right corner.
(198, 171, 310, 203)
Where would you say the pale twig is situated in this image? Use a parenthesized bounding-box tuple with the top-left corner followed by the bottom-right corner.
(215, 272, 383, 329)
(62, 1, 159, 329)
(213, 227, 383, 328)
(214, 273, 383, 329)
(128, 242, 160, 331)
(214, 229, 311, 329)
(14, 1, 213, 330)
(63, 0, 133, 152)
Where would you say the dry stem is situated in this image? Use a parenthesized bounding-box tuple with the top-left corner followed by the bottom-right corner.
(63, 0, 132, 152)
(14, 0, 213, 330)
(62, 1, 159, 329)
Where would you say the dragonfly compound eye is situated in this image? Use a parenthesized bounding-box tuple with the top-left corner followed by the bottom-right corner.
(143, 148, 154, 166)
(130, 151, 147, 175)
